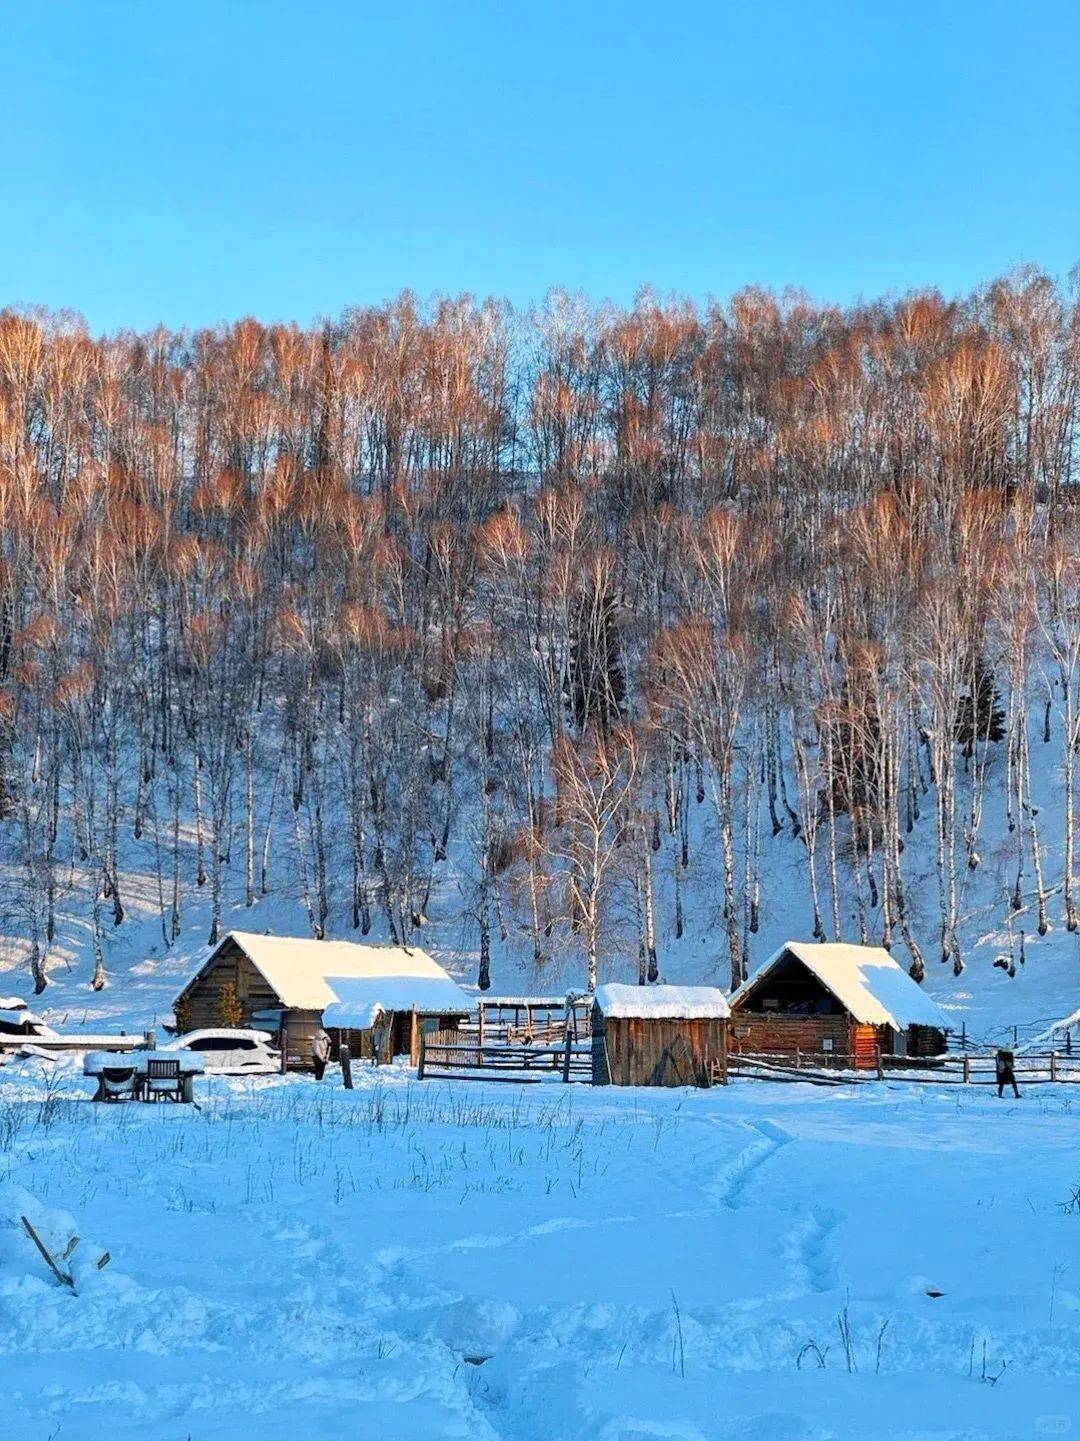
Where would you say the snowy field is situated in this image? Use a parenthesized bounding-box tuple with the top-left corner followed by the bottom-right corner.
(3, 1062, 1079, 1441)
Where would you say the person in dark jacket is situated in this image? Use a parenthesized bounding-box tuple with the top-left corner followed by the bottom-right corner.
(995, 1048, 1020, 1098)
(312, 1027, 332, 1081)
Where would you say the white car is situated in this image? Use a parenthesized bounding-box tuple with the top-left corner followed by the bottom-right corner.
(162, 1028, 280, 1074)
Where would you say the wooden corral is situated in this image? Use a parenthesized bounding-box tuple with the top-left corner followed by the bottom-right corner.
(174, 931, 475, 1070)
(467, 995, 592, 1047)
(591, 985, 730, 1088)
(729, 942, 948, 1071)
(418, 994, 593, 1084)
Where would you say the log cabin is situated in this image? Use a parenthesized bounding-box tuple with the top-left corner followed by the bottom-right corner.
(172, 931, 475, 1068)
(728, 942, 949, 1069)
(592, 984, 730, 1087)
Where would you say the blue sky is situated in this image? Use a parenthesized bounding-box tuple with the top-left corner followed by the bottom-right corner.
(5, 0, 1079, 332)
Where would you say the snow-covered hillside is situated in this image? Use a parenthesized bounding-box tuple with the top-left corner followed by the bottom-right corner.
(2, 709, 1076, 1050)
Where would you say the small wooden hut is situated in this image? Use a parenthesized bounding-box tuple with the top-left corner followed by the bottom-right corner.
(173, 931, 475, 1068)
(729, 942, 948, 1069)
(592, 984, 730, 1087)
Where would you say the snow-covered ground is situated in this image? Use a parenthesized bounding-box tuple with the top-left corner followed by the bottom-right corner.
(3, 1061, 1078, 1441)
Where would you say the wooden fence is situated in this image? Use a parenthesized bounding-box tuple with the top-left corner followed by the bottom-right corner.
(417, 1029, 593, 1084)
(729, 1049, 1080, 1086)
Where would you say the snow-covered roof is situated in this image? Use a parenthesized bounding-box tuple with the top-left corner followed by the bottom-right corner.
(321, 969, 475, 1027)
(0, 1007, 52, 1033)
(176, 931, 475, 1019)
(730, 942, 949, 1032)
(321, 994, 385, 1031)
(593, 983, 731, 1020)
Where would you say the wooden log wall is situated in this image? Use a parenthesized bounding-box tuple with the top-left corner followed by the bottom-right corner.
(849, 1023, 882, 1070)
(180, 943, 280, 1031)
(729, 1014, 851, 1060)
(907, 1024, 947, 1058)
(729, 1015, 897, 1071)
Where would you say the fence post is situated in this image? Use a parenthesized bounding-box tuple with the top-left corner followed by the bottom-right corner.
(562, 1029, 572, 1083)
(417, 1025, 427, 1081)
(876, 1047, 883, 1081)
(340, 1043, 354, 1091)
(795, 1048, 801, 1071)
(1051, 1050, 1058, 1083)
(962, 1054, 970, 1084)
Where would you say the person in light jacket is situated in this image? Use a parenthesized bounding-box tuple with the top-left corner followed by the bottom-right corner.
(312, 1027, 332, 1081)
(995, 1047, 1019, 1098)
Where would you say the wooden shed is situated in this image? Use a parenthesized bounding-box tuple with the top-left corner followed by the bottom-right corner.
(173, 931, 475, 1069)
(728, 941, 949, 1070)
(592, 984, 730, 1087)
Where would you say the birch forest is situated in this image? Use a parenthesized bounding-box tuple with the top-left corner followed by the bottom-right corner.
(1, 267, 1078, 996)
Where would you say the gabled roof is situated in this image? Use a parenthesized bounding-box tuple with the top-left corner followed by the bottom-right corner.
(175, 931, 475, 1018)
(730, 942, 949, 1032)
(594, 983, 731, 1020)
